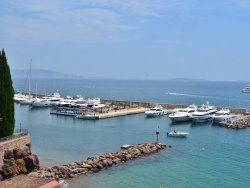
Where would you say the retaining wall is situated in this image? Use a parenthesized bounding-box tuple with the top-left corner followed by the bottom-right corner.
(0, 134, 31, 166)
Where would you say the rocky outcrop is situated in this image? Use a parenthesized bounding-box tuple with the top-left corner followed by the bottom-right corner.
(0, 143, 39, 180)
(29, 142, 167, 180)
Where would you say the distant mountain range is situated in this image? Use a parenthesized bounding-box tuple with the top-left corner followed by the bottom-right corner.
(11, 69, 84, 79)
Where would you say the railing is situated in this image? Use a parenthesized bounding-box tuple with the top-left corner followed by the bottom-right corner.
(0, 129, 29, 142)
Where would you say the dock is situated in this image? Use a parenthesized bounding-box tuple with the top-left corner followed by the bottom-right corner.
(76, 107, 147, 119)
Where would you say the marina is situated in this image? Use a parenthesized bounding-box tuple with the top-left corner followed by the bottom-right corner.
(11, 79, 250, 188)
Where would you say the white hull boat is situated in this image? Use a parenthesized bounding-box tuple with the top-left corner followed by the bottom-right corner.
(190, 101, 217, 123)
(242, 85, 250, 93)
(50, 109, 78, 117)
(76, 111, 97, 119)
(167, 131, 189, 137)
(31, 99, 52, 107)
(145, 105, 167, 117)
(212, 108, 236, 123)
(168, 104, 197, 122)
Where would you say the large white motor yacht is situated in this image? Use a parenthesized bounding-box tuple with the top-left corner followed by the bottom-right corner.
(190, 101, 217, 123)
(31, 91, 61, 107)
(242, 85, 250, 93)
(212, 108, 236, 123)
(145, 105, 167, 117)
(168, 104, 198, 122)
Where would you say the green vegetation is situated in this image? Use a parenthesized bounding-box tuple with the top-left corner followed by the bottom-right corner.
(0, 49, 15, 138)
(7, 159, 14, 166)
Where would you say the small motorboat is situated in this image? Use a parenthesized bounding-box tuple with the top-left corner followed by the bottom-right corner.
(167, 130, 189, 138)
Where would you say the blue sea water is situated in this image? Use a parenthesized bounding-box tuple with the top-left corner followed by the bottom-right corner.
(13, 79, 250, 188)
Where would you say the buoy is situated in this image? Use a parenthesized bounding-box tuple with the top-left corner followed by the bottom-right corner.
(202, 148, 205, 151)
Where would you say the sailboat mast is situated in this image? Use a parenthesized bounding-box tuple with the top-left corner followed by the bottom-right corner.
(29, 59, 32, 100)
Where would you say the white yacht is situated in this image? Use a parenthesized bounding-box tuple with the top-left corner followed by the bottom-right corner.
(145, 105, 167, 117)
(242, 85, 250, 93)
(31, 91, 61, 107)
(168, 104, 198, 122)
(190, 101, 217, 123)
(212, 108, 236, 123)
(31, 99, 52, 107)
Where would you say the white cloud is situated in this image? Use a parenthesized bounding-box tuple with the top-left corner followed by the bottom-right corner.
(0, 0, 196, 44)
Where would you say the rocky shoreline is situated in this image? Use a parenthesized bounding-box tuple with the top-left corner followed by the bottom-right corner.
(0, 143, 40, 180)
(29, 142, 167, 180)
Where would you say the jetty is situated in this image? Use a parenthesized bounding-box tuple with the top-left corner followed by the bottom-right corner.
(28, 142, 167, 180)
(218, 115, 250, 129)
(76, 107, 147, 119)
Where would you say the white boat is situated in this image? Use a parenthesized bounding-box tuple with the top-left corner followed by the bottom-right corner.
(31, 90, 62, 107)
(168, 104, 198, 122)
(190, 101, 217, 123)
(242, 85, 250, 93)
(167, 130, 189, 137)
(50, 108, 78, 117)
(145, 105, 167, 117)
(92, 103, 106, 109)
(76, 110, 97, 119)
(212, 108, 236, 123)
(31, 99, 52, 107)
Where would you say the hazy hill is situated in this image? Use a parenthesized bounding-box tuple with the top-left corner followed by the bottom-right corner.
(11, 69, 84, 79)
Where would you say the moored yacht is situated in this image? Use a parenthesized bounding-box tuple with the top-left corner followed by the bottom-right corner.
(31, 90, 62, 107)
(190, 101, 217, 123)
(168, 104, 198, 122)
(212, 108, 236, 123)
(145, 105, 167, 117)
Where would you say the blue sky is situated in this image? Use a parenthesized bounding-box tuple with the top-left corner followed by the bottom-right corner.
(1, 0, 250, 81)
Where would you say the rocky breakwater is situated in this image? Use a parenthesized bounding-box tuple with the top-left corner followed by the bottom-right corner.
(0, 143, 40, 180)
(29, 142, 167, 180)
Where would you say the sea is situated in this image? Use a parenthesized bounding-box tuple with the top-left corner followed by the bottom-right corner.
(13, 78, 250, 188)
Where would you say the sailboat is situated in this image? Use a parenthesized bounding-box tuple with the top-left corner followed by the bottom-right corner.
(19, 59, 34, 105)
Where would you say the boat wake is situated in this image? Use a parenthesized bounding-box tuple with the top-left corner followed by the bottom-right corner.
(166, 92, 223, 100)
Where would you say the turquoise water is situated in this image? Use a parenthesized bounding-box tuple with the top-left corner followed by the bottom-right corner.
(13, 79, 250, 187)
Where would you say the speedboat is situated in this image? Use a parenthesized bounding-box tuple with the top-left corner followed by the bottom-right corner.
(145, 105, 167, 117)
(168, 104, 197, 122)
(190, 101, 217, 123)
(167, 130, 189, 137)
(242, 85, 250, 93)
(76, 110, 97, 119)
(212, 108, 236, 123)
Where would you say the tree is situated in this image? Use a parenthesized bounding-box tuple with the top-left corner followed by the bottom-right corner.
(0, 49, 15, 138)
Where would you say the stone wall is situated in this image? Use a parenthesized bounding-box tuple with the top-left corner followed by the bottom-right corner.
(0, 134, 31, 166)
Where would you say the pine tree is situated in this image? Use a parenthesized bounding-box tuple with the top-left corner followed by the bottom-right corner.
(0, 49, 15, 138)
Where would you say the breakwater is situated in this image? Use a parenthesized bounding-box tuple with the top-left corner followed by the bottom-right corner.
(28, 142, 167, 180)
(218, 115, 250, 129)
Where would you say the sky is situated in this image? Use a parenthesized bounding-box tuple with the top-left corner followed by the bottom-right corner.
(1, 0, 250, 81)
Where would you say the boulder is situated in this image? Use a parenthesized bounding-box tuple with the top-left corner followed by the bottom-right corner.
(4, 150, 14, 159)
(81, 163, 92, 169)
(24, 154, 40, 173)
(15, 159, 27, 174)
(1, 164, 14, 179)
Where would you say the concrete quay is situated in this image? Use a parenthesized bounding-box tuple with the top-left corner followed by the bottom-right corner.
(77, 107, 147, 119)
